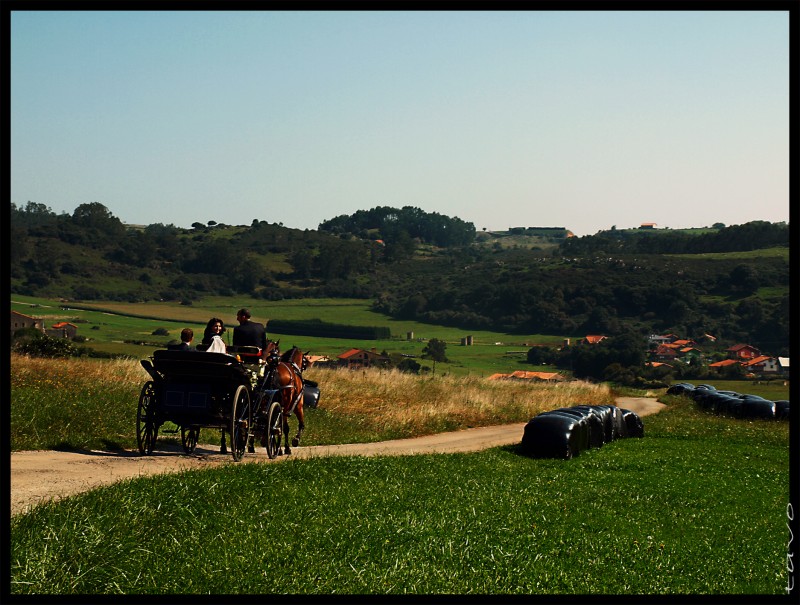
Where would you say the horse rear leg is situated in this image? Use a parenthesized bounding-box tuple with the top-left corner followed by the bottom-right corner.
(291, 403, 305, 448)
(282, 414, 292, 455)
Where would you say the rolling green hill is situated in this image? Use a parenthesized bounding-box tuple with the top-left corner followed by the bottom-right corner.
(10, 203, 790, 358)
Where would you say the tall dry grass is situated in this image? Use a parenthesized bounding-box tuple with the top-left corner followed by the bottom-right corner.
(304, 365, 615, 436)
(10, 353, 616, 447)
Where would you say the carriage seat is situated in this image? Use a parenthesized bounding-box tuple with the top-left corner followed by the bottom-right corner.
(226, 345, 263, 364)
(151, 349, 249, 383)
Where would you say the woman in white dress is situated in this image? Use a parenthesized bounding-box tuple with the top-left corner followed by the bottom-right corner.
(201, 317, 227, 353)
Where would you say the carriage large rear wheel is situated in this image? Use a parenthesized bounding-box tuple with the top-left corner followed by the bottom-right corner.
(230, 385, 251, 462)
(265, 401, 283, 459)
(181, 427, 200, 454)
(136, 381, 158, 455)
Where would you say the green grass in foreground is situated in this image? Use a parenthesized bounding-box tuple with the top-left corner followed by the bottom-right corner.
(10, 397, 790, 595)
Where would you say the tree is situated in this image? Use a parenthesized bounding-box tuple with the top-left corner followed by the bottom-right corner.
(729, 264, 759, 295)
(421, 338, 448, 375)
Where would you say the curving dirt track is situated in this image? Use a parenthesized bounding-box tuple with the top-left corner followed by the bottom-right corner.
(11, 397, 665, 517)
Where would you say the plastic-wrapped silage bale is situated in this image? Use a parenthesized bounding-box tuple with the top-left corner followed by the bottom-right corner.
(774, 400, 790, 420)
(620, 408, 644, 438)
(738, 395, 776, 420)
(520, 412, 588, 459)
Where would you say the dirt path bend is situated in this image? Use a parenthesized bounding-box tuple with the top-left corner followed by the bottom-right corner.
(11, 397, 665, 517)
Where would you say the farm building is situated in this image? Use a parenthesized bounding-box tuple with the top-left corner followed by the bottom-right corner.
(726, 344, 761, 361)
(337, 348, 391, 369)
(741, 356, 781, 374)
(47, 321, 79, 339)
(709, 359, 740, 370)
(10, 310, 45, 337)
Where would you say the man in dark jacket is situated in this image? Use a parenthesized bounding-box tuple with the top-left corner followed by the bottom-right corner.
(168, 327, 195, 351)
(233, 308, 268, 360)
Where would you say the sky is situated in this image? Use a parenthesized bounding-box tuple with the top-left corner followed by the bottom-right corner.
(9, 9, 792, 236)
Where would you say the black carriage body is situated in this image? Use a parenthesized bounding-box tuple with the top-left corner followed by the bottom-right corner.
(149, 350, 251, 427)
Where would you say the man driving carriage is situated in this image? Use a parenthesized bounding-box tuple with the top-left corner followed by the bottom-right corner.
(233, 308, 268, 361)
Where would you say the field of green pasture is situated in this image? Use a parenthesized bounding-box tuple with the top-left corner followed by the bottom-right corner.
(11, 294, 567, 376)
(10, 395, 791, 595)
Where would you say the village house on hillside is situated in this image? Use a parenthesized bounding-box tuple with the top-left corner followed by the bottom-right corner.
(11, 310, 80, 340)
(47, 321, 79, 340)
(741, 355, 781, 374)
(726, 343, 761, 360)
(337, 348, 390, 369)
(10, 310, 45, 337)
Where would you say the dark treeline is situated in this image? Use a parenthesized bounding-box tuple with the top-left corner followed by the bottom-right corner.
(9, 202, 790, 356)
(561, 221, 789, 255)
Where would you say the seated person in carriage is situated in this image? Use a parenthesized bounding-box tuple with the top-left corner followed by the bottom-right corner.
(167, 328, 195, 351)
(201, 317, 227, 353)
(233, 308, 268, 363)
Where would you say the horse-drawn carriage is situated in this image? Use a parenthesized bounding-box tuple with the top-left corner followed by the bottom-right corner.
(137, 342, 314, 461)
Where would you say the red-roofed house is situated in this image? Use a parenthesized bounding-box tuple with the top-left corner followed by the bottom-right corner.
(488, 371, 565, 382)
(742, 356, 780, 374)
(709, 359, 740, 370)
(582, 335, 606, 345)
(652, 344, 679, 361)
(337, 348, 390, 369)
(726, 344, 761, 361)
(48, 321, 79, 339)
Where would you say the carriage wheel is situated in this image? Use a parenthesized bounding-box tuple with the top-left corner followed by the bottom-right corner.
(265, 401, 283, 460)
(136, 381, 158, 455)
(181, 427, 199, 454)
(230, 385, 251, 462)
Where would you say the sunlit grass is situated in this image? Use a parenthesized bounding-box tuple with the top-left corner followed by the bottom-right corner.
(10, 396, 790, 595)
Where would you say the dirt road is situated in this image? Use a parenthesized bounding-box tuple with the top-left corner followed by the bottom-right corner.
(11, 397, 665, 517)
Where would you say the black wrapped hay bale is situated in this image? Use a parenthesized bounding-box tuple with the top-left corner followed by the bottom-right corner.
(540, 410, 591, 453)
(570, 405, 608, 448)
(775, 400, 790, 420)
(738, 395, 776, 420)
(666, 382, 695, 395)
(521, 413, 588, 459)
(303, 383, 321, 409)
(520, 404, 644, 459)
(592, 404, 626, 441)
(621, 408, 644, 438)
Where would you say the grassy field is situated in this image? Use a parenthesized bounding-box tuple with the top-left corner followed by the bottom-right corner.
(11, 294, 569, 377)
(10, 394, 791, 595)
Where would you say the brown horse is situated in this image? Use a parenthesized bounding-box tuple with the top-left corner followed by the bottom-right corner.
(268, 345, 308, 455)
(221, 338, 281, 454)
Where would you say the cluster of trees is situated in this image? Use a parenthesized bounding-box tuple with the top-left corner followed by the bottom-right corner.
(318, 205, 476, 252)
(561, 221, 789, 256)
(9, 201, 789, 357)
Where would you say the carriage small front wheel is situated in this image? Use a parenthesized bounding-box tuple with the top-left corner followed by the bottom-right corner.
(136, 381, 158, 455)
(230, 385, 251, 462)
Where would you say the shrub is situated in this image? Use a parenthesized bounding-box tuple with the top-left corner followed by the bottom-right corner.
(12, 333, 78, 358)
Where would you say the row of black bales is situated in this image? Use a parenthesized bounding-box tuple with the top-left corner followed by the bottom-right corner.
(666, 383, 790, 420)
(520, 404, 643, 460)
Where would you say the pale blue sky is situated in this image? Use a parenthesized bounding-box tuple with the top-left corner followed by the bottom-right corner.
(10, 10, 791, 235)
